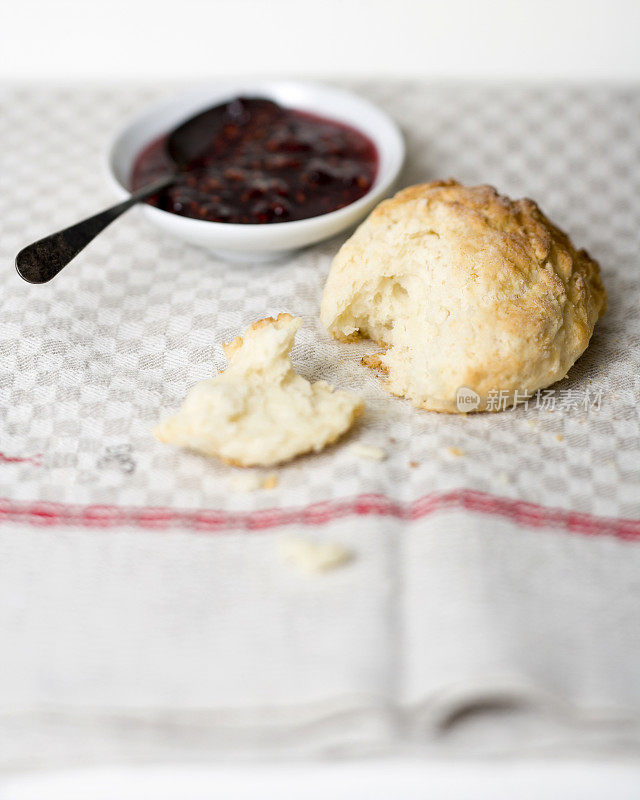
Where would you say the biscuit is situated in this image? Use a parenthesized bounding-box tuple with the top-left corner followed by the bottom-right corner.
(154, 314, 364, 466)
(320, 180, 606, 412)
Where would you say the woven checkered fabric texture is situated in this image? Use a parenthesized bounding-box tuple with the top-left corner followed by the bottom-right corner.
(1, 83, 640, 769)
(1, 82, 639, 519)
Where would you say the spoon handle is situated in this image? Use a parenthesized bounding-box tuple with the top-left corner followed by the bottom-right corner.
(15, 175, 175, 284)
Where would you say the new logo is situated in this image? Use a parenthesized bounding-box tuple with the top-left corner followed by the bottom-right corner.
(456, 386, 481, 412)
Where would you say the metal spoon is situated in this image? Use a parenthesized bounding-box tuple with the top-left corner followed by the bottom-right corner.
(15, 103, 228, 284)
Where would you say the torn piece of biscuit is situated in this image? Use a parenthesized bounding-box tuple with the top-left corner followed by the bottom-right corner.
(154, 314, 364, 467)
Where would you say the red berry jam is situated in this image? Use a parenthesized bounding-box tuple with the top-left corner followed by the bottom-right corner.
(130, 97, 378, 224)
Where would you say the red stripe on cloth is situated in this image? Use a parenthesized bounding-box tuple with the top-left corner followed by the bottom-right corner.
(0, 452, 42, 466)
(0, 491, 638, 540)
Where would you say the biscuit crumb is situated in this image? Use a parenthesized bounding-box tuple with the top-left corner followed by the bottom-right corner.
(227, 471, 278, 491)
(555, 434, 564, 442)
(350, 444, 387, 461)
(409, 460, 419, 468)
(227, 472, 264, 492)
(361, 353, 387, 372)
(278, 535, 352, 573)
(262, 472, 278, 489)
(445, 446, 465, 458)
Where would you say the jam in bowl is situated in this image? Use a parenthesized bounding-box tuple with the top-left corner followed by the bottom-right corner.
(107, 81, 405, 261)
(131, 97, 378, 225)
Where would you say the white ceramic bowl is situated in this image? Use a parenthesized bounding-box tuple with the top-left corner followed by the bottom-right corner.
(106, 81, 405, 262)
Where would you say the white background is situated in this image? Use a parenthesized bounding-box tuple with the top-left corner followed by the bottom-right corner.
(2, 0, 640, 83)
